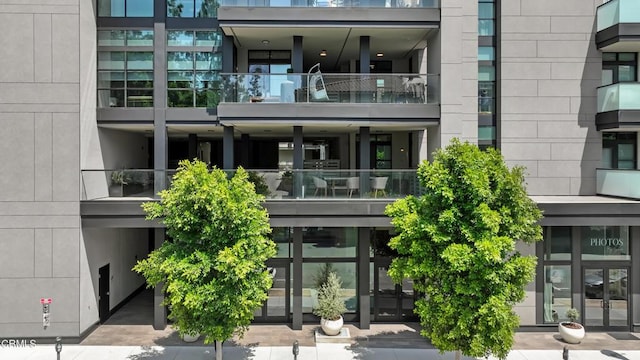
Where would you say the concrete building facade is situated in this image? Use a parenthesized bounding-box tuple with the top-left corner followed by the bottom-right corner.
(0, 0, 639, 339)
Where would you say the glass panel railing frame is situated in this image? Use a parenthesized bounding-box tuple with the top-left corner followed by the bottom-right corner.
(597, 0, 640, 32)
(218, 73, 440, 105)
(597, 82, 640, 113)
(596, 168, 640, 200)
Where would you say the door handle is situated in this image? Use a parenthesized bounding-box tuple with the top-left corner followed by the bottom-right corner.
(600, 300, 604, 309)
(106, 292, 110, 296)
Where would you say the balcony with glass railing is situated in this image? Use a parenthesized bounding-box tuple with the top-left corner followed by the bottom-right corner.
(597, 83, 640, 113)
(596, 168, 640, 200)
(81, 169, 424, 201)
(219, 0, 437, 8)
(218, 73, 439, 105)
(597, 0, 640, 32)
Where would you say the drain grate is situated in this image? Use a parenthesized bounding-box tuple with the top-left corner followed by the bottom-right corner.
(608, 333, 640, 341)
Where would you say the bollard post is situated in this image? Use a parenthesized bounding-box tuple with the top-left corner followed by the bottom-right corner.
(55, 337, 62, 360)
(292, 340, 299, 360)
(562, 346, 569, 360)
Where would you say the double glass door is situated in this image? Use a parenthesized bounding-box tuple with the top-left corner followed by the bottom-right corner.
(254, 260, 290, 322)
(583, 266, 629, 330)
(372, 263, 416, 321)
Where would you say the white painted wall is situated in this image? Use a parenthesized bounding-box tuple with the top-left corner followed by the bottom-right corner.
(79, 228, 149, 333)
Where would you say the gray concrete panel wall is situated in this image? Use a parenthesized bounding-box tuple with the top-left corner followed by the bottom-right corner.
(500, 0, 602, 196)
(0, 0, 83, 337)
(434, 0, 478, 153)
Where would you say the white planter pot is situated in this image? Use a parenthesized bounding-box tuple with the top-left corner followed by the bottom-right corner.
(558, 322, 585, 344)
(321, 316, 343, 336)
(182, 333, 200, 343)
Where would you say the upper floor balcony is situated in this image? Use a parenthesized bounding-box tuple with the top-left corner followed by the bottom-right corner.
(596, 168, 640, 200)
(596, 0, 640, 51)
(596, 82, 640, 130)
(81, 169, 424, 201)
(216, 72, 440, 126)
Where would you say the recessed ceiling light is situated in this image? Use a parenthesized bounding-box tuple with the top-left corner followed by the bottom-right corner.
(261, 40, 270, 45)
(319, 50, 327, 57)
(376, 52, 384, 57)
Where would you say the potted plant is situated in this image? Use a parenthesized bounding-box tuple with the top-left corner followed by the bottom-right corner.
(313, 271, 347, 336)
(248, 68, 264, 102)
(558, 308, 585, 344)
(110, 170, 130, 197)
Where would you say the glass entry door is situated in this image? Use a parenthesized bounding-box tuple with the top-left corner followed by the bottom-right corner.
(372, 263, 416, 321)
(253, 261, 290, 322)
(583, 266, 629, 330)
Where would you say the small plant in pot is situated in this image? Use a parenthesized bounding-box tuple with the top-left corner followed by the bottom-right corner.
(313, 271, 347, 336)
(558, 308, 585, 344)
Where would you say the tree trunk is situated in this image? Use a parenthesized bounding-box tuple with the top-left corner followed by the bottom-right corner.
(455, 349, 461, 360)
(215, 340, 223, 360)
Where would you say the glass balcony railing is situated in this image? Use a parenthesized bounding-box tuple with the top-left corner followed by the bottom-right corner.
(218, 73, 439, 104)
(81, 169, 424, 200)
(596, 168, 640, 200)
(597, 83, 640, 113)
(597, 0, 640, 32)
(81, 169, 175, 200)
(219, 0, 438, 8)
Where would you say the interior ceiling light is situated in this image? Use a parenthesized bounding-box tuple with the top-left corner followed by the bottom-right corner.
(319, 50, 327, 57)
(376, 52, 384, 57)
(261, 40, 270, 45)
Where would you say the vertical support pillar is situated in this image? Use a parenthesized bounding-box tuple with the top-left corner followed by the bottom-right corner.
(632, 226, 640, 332)
(293, 36, 303, 73)
(571, 227, 582, 318)
(188, 134, 198, 160)
(153, 229, 167, 330)
(292, 227, 303, 330)
(359, 36, 370, 73)
(222, 35, 234, 73)
(358, 228, 371, 329)
(223, 126, 234, 170)
(153, 16, 167, 195)
(293, 126, 304, 198)
(359, 126, 370, 194)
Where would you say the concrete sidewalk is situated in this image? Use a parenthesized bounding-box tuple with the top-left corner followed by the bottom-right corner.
(2, 343, 640, 360)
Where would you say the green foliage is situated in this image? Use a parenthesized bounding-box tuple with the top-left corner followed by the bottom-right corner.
(247, 171, 270, 196)
(111, 170, 130, 185)
(312, 272, 347, 321)
(312, 263, 335, 289)
(385, 139, 543, 360)
(566, 308, 580, 323)
(133, 159, 277, 345)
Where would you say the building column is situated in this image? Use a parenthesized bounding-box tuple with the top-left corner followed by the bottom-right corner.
(293, 36, 303, 73)
(632, 226, 640, 332)
(153, 19, 168, 195)
(292, 227, 303, 329)
(359, 36, 370, 74)
(359, 126, 370, 194)
(358, 228, 371, 329)
(293, 126, 304, 198)
(223, 126, 234, 169)
(222, 35, 234, 73)
(153, 229, 167, 330)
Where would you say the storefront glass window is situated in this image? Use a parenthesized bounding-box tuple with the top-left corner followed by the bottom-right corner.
(544, 227, 571, 261)
(581, 226, 630, 261)
(271, 227, 291, 258)
(302, 227, 357, 258)
(301, 262, 356, 313)
(543, 265, 571, 323)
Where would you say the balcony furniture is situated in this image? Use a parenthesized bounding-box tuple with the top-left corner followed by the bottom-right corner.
(346, 176, 360, 198)
(371, 176, 388, 198)
(312, 176, 328, 196)
(325, 176, 349, 196)
(307, 63, 330, 102)
(281, 80, 295, 103)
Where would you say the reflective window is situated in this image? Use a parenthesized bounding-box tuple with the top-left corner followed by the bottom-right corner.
(301, 262, 356, 313)
(271, 227, 292, 258)
(478, 2, 494, 36)
(544, 227, 572, 261)
(302, 227, 357, 258)
(602, 52, 637, 85)
(581, 226, 630, 261)
(168, 0, 218, 18)
(98, 0, 153, 17)
(99, 30, 153, 47)
(543, 265, 571, 323)
(602, 132, 637, 169)
(98, 51, 153, 108)
(478, 47, 495, 61)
